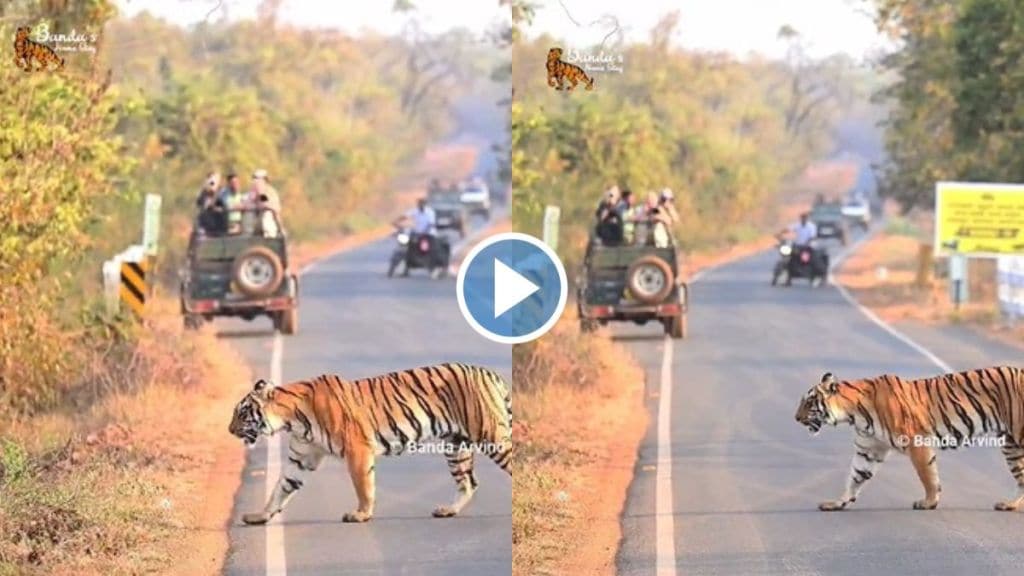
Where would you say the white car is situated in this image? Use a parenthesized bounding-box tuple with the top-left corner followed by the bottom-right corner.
(841, 197, 871, 230)
(459, 178, 491, 218)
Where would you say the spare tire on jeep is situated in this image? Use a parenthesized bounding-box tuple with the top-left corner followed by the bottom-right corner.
(626, 255, 674, 304)
(232, 245, 284, 297)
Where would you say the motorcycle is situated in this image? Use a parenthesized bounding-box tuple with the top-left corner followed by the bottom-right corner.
(772, 239, 828, 287)
(387, 226, 451, 279)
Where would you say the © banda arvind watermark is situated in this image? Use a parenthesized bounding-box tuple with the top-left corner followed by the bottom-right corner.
(893, 434, 1007, 449)
(404, 440, 509, 455)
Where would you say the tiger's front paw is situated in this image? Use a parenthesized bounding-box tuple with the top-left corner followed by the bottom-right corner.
(912, 499, 939, 510)
(432, 505, 458, 518)
(818, 500, 850, 512)
(342, 511, 372, 523)
(242, 512, 272, 525)
(994, 500, 1020, 511)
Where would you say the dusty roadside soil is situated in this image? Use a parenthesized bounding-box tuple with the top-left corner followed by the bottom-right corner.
(0, 298, 251, 576)
(512, 310, 648, 576)
(834, 209, 1024, 349)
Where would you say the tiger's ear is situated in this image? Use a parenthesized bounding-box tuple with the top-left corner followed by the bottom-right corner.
(252, 379, 273, 399)
(820, 372, 839, 394)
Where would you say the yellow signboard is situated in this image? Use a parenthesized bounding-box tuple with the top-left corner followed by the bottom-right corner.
(935, 182, 1024, 256)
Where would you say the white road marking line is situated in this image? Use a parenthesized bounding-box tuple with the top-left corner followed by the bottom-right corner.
(266, 332, 287, 576)
(654, 262, 721, 576)
(829, 228, 954, 373)
(655, 333, 677, 576)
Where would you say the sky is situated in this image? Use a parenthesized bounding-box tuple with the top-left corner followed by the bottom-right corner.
(114, 0, 889, 60)
(527, 0, 891, 60)
(115, 0, 509, 36)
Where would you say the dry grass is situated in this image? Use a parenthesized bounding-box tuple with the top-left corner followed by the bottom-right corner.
(835, 212, 1018, 342)
(0, 298, 249, 576)
(512, 311, 647, 576)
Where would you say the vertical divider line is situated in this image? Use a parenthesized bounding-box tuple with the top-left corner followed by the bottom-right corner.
(266, 333, 287, 575)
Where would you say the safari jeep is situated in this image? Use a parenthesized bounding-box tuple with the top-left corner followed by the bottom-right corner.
(179, 210, 298, 334)
(577, 236, 688, 339)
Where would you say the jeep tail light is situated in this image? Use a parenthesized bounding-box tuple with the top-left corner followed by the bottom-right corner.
(191, 300, 217, 313)
(657, 304, 680, 315)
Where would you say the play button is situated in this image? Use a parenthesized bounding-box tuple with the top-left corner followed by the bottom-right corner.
(493, 259, 539, 318)
(457, 232, 568, 344)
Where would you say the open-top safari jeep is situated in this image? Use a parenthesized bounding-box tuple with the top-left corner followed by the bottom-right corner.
(179, 209, 298, 334)
(577, 235, 688, 339)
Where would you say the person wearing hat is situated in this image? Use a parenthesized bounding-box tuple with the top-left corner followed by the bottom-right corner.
(658, 187, 679, 226)
(251, 168, 281, 215)
(595, 187, 625, 245)
(195, 171, 221, 210)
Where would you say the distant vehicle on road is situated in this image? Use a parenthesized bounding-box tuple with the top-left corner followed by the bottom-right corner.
(387, 226, 451, 279)
(810, 201, 848, 245)
(459, 177, 491, 219)
(180, 209, 298, 334)
(841, 196, 871, 230)
(772, 239, 828, 287)
(427, 189, 467, 238)
(577, 237, 688, 338)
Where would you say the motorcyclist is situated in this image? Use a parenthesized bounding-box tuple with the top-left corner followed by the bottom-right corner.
(778, 212, 827, 284)
(393, 197, 437, 236)
(783, 212, 818, 245)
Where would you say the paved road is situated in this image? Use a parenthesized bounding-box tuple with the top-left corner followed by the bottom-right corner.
(616, 238, 1024, 576)
(220, 213, 511, 576)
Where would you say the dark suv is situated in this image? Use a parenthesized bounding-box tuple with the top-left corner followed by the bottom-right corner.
(428, 190, 467, 238)
(179, 209, 298, 334)
(577, 237, 688, 339)
(810, 202, 848, 245)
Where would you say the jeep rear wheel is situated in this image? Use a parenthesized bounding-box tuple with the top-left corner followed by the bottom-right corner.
(232, 245, 284, 297)
(626, 255, 675, 304)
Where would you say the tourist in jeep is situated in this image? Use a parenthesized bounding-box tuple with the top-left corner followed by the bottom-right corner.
(218, 172, 252, 234)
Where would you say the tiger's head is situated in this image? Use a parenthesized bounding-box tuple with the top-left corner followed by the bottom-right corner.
(795, 372, 840, 435)
(547, 47, 563, 62)
(229, 379, 287, 447)
(15, 27, 29, 41)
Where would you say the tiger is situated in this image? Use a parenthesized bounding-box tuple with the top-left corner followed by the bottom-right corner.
(547, 47, 594, 91)
(228, 362, 512, 524)
(795, 367, 1024, 512)
(13, 26, 64, 72)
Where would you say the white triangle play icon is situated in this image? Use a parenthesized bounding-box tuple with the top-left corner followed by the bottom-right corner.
(494, 258, 540, 318)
